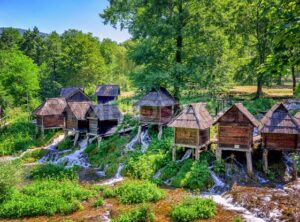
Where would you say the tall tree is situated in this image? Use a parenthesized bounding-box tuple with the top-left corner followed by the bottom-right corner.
(0, 28, 22, 50)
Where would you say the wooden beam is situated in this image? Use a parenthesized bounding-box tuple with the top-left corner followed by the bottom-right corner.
(216, 148, 222, 160)
(158, 125, 163, 140)
(246, 151, 253, 176)
(263, 149, 268, 174)
(172, 145, 176, 161)
(137, 125, 142, 144)
(195, 146, 200, 161)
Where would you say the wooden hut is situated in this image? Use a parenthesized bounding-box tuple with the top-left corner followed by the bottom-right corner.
(214, 103, 260, 175)
(260, 103, 300, 174)
(32, 98, 67, 136)
(95, 85, 120, 104)
(134, 87, 177, 140)
(168, 103, 213, 161)
(60, 87, 90, 102)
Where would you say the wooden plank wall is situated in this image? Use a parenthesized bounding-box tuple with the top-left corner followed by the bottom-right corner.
(175, 128, 198, 146)
(263, 133, 298, 150)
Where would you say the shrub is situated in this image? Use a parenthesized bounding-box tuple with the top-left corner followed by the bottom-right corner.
(21, 149, 48, 163)
(29, 164, 78, 180)
(243, 98, 275, 115)
(108, 180, 165, 204)
(113, 205, 155, 222)
(171, 197, 216, 222)
(159, 161, 182, 181)
(93, 198, 104, 208)
(213, 160, 225, 173)
(57, 138, 73, 151)
(0, 160, 23, 202)
(0, 180, 96, 218)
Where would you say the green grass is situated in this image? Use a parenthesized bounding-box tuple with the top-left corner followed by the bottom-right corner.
(92, 198, 104, 208)
(171, 197, 216, 222)
(29, 164, 78, 180)
(103, 180, 165, 204)
(0, 179, 96, 218)
(113, 205, 155, 222)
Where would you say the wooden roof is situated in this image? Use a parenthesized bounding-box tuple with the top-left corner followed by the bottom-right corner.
(95, 85, 120, 97)
(134, 87, 177, 107)
(33, 98, 67, 116)
(67, 101, 91, 120)
(168, 103, 213, 129)
(214, 103, 260, 127)
(91, 104, 122, 121)
(260, 103, 300, 134)
(60, 87, 84, 98)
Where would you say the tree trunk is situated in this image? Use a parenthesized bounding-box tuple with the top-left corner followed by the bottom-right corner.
(292, 65, 296, 94)
(256, 77, 263, 98)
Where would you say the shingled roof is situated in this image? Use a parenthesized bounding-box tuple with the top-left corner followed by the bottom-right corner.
(134, 87, 177, 107)
(33, 98, 67, 116)
(168, 103, 213, 129)
(260, 103, 300, 134)
(214, 103, 260, 127)
(95, 85, 120, 97)
(91, 104, 122, 121)
(67, 101, 91, 120)
(60, 87, 84, 98)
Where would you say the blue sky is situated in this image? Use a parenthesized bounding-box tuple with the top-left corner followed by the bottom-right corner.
(0, 0, 130, 42)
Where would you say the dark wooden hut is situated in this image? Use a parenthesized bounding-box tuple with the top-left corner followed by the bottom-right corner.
(214, 103, 260, 175)
(32, 98, 67, 136)
(260, 103, 300, 174)
(134, 87, 177, 140)
(60, 87, 90, 102)
(87, 104, 122, 137)
(95, 85, 120, 104)
(65, 101, 91, 131)
(168, 103, 213, 160)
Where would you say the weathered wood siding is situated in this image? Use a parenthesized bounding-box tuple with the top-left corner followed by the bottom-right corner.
(37, 115, 64, 128)
(263, 133, 298, 150)
(65, 108, 77, 130)
(140, 106, 172, 125)
(175, 128, 209, 146)
(67, 91, 90, 102)
(217, 106, 253, 149)
(199, 129, 210, 144)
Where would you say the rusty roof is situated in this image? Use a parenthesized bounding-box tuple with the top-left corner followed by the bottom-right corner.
(260, 103, 300, 134)
(95, 85, 120, 97)
(91, 104, 122, 121)
(33, 98, 67, 116)
(134, 87, 177, 107)
(60, 87, 84, 98)
(168, 103, 213, 129)
(214, 103, 260, 127)
(67, 101, 91, 120)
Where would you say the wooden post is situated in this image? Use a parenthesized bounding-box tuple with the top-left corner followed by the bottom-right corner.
(172, 145, 176, 161)
(74, 132, 79, 146)
(246, 151, 253, 176)
(158, 125, 163, 140)
(216, 148, 222, 160)
(97, 137, 102, 148)
(292, 157, 298, 180)
(35, 126, 39, 135)
(195, 147, 200, 161)
(137, 125, 142, 144)
(41, 117, 44, 138)
(64, 130, 68, 139)
(263, 149, 269, 174)
(86, 133, 90, 145)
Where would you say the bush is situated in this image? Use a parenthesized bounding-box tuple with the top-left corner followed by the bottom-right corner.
(0, 180, 96, 218)
(29, 164, 78, 180)
(171, 197, 216, 222)
(57, 138, 73, 151)
(0, 160, 23, 202)
(21, 149, 48, 163)
(93, 198, 104, 208)
(243, 98, 275, 115)
(108, 180, 165, 204)
(113, 205, 155, 222)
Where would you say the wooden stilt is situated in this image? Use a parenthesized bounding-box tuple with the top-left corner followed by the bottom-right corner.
(263, 149, 268, 174)
(292, 158, 298, 180)
(195, 147, 200, 161)
(172, 145, 176, 161)
(86, 133, 90, 145)
(216, 148, 222, 161)
(64, 130, 68, 139)
(246, 151, 253, 176)
(35, 126, 39, 135)
(137, 125, 142, 144)
(41, 126, 44, 139)
(158, 125, 163, 140)
(74, 132, 79, 146)
(97, 137, 102, 148)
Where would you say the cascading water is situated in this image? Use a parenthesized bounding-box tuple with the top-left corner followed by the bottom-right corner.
(99, 163, 125, 186)
(179, 149, 192, 162)
(208, 169, 227, 194)
(282, 152, 294, 180)
(125, 129, 151, 152)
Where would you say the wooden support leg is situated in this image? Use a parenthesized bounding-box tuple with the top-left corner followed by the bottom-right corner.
(41, 126, 44, 139)
(172, 145, 176, 161)
(64, 130, 68, 139)
(195, 147, 200, 161)
(292, 158, 298, 180)
(97, 137, 102, 148)
(263, 149, 269, 174)
(216, 148, 222, 161)
(158, 125, 163, 140)
(246, 151, 253, 177)
(137, 125, 142, 144)
(86, 133, 90, 145)
(35, 126, 39, 135)
(74, 132, 79, 146)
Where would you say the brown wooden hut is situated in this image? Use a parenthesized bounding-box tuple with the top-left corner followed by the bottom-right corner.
(134, 87, 177, 140)
(260, 103, 300, 173)
(87, 104, 122, 136)
(168, 103, 213, 161)
(214, 103, 260, 175)
(32, 98, 67, 136)
(60, 87, 90, 102)
(95, 85, 120, 104)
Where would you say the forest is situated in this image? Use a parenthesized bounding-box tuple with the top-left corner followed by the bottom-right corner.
(0, 0, 299, 222)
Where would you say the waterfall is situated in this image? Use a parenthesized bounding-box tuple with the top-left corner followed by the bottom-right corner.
(282, 152, 294, 180)
(208, 169, 227, 194)
(179, 149, 192, 162)
(126, 129, 151, 152)
(99, 163, 125, 186)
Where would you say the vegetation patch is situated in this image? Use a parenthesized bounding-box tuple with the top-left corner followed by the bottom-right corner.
(243, 98, 275, 115)
(29, 164, 78, 180)
(112, 204, 155, 222)
(103, 180, 165, 204)
(57, 137, 73, 151)
(171, 197, 216, 222)
(92, 198, 104, 208)
(0, 179, 96, 218)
